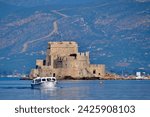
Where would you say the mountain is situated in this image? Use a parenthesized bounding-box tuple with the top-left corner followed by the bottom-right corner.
(0, 0, 99, 7)
(0, 0, 150, 75)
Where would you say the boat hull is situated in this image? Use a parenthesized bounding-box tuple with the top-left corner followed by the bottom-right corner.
(31, 81, 57, 89)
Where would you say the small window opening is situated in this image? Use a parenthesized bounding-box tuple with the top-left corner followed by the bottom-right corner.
(93, 70, 96, 74)
(53, 73, 55, 77)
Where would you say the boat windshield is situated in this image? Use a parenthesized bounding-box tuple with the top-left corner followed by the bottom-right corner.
(52, 78, 56, 81)
(42, 79, 46, 82)
(35, 79, 41, 83)
(47, 78, 56, 82)
(47, 78, 51, 82)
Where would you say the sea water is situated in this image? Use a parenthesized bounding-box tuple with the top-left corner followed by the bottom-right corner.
(0, 78, 150, 100)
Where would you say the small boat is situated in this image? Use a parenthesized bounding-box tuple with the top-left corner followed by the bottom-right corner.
(31, 77, 57, 89)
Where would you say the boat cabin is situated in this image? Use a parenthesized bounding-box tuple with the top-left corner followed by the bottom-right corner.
(32, 77, 56, 84)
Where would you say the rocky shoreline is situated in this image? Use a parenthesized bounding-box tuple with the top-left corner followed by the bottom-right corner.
(20, 76, 150, 80)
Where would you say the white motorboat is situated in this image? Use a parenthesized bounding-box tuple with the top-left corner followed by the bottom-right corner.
(31, 77, 57, 89)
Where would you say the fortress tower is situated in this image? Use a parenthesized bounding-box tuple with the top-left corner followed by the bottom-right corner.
(29, 41, 105, 79)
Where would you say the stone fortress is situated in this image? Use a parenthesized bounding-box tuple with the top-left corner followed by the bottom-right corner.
(29, 41, 105, 79)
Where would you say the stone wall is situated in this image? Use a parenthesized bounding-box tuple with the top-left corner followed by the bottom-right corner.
(88, 64, 105, 77)
(47, 41, 78, 55)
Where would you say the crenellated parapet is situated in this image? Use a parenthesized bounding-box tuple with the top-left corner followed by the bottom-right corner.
(47, 41, 78, 55)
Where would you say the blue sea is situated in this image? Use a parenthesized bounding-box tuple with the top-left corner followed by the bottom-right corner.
(0, 78, 150, 100)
